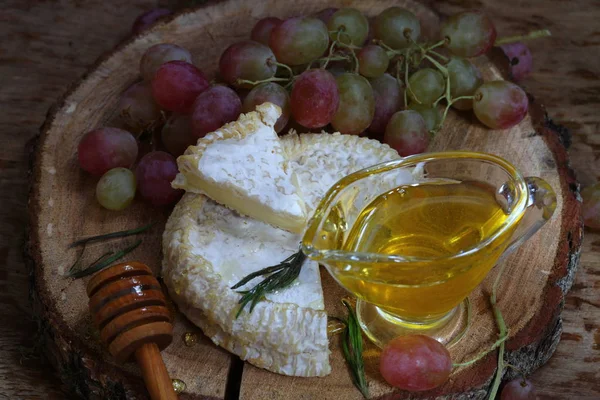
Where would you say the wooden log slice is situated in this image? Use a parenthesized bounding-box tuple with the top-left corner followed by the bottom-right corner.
(27, 0, 582, 399)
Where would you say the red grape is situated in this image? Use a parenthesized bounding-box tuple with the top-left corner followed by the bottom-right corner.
(313, 8, 338, 24)
(332, 73, 375, 135)
(136, 151, 183, 206)
(358, 45, 389, 78)
(327, 8, 369, 46)
(290, 69, 339, 129)
(374, 7, 421, 49)
(473, 81, 528, 129)
(384, 110, 429, 156)
(190, 85, 242, 138)
(140, 43, 193, 82)
(132, 8, 172, 35)
(441, 11, 497, 58)
(368, 73, 403, 135)
(161, 114, 196, 157)
(251, 17, 282, 46)
(500, 42, 533, 82)
(269, 17, 329, 66)
(380, 335, 451, 391)
(582, 183, 600, 229)
(219, 41, 277, 88)
(500, 378, 537, 400)
(78, 127, 138, 176)
(151, 61, 209, 114)
(446, 56, 483, 110)
(116, 82, 161, 132)
(242, 82, 290, 133)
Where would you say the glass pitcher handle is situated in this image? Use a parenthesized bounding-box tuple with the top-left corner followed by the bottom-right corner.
(503, 177, 557, 257)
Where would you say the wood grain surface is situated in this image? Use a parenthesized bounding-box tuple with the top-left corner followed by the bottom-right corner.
(1, 1, 598, 399)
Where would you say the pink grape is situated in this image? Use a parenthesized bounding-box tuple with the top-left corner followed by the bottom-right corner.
(500, 378, 537, 400)
(242, 83, 290, 133)
(358, 45, 389, 78)
(132, 8, 172, 35)
(441, 11, 497, 58)
(251, 17, 282, 46)
(116, 82, 161, 132)
(161, 114, 196, 157)
(269, 17, 329, 66)
(290, 69, 339, 129)
(332, 73, 375, 135)
(151, 61, 209, 114)
(139, 43, 193, 81)
(500, 42, 533, 82)
(384, 110, 429, 156)
(190, 85, 242, 138)
(582, 183, 600, 229)
(368, 73, 403, 135)
(136, 151, 183, 206)
(219, 41, 277, 88)
(78, 127, 138, 176)
(313, 8, 338, 24)
(473, 81, 528, 129)
(380, 335, 451, 391)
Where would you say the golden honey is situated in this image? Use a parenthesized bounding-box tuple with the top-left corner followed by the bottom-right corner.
(335, 181, 517, 322)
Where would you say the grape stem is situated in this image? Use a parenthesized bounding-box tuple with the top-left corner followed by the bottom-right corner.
(495, 29, 551, 45)
(424, 54, 448, 77)
(404, 49, 421, 104)
(236, 77, 290, 86)
(425, 39, 447, 52)
(270, 60, 294, 78)
(428, 50, 449, 62)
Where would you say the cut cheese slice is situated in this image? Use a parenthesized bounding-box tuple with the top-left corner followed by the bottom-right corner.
(173, 103, 307, 233)
(163, 133, 400, 377)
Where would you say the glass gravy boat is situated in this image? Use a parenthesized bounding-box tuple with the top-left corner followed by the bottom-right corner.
(301, 152, 556, 348)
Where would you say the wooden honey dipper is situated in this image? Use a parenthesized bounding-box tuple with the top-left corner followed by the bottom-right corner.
(86, 261, 178, 400)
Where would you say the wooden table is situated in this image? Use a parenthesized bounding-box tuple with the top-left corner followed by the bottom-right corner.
(0, 0, 598, 398)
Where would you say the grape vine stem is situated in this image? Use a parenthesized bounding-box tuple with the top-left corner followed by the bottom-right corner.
(495, 29, 551, 45)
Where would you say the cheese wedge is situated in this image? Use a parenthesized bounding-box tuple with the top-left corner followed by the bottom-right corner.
(163, 133, 400, 377)
(173, 103, 307, 233)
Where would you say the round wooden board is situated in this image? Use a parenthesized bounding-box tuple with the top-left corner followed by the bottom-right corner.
(27, 0, 582, 399)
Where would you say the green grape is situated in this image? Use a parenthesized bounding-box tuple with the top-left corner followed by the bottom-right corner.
(269, 17, 329, 66)
(331, 73, 375, 135)
(327, 8, 369, 46)
(407, 68, 445, 106)
(408, 103, 442, 132)
(446, 57, 483, 110)
(358, 45, 389, 78)
(96, 168, 136, 211)
(441, 11, 497, 58)
(374, 7, 421, 49)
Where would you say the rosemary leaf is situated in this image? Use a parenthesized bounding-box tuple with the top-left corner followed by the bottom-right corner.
(341, 300, 369, 398)
(68, 240, 142, 279)
(232, 249, 305, 318)
(68, 222, 155, 248)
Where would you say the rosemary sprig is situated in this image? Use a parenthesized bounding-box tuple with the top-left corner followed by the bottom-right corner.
(67, 239, 142, 278)
(68, 222, 155, 248)
(341, 300, 369, 398)
(231, 249, 305, 318)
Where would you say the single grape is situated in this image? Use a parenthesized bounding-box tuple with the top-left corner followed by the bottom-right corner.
(473, 81, 528, 129)
(446, 57, 483, 110)
(219, 41, 277, 88)
(116, 82, 162, 132)
(136, 151, 183, 206)
(251, 17, 282, 46)
(369, 73, 404, 135)
(78, 127, 138, 176)
(151, 61, 209, 114)
(582, 183, 600, 229)
(374, 7, 421, 49)
(358, 45, 389, 78)
(500, 378, 537, 400)
(161, 114, 197, 157)
(331, 73, 375, 135)
(408, 103, 442, 132)
(132, 8, 172, 35)
(140, 43, 193, 81)
(384, 110, 429, 156)
(96, 168, 136, 211)
(408, 68, 445, 106)
(380, 335, 451, 391)
(191, 85, 242, 138)
(290, 69, 339, 129)
(441, 11, 497, 58)
(269, 17, 329, 66)
(327, 8, 369, 46)
(313, 7, 338, 24)
(500, 42, 533, 82)
(242, 83, 290, 133)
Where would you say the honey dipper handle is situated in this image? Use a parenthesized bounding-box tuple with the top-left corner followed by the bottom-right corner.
(135, 343, 178, 400)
